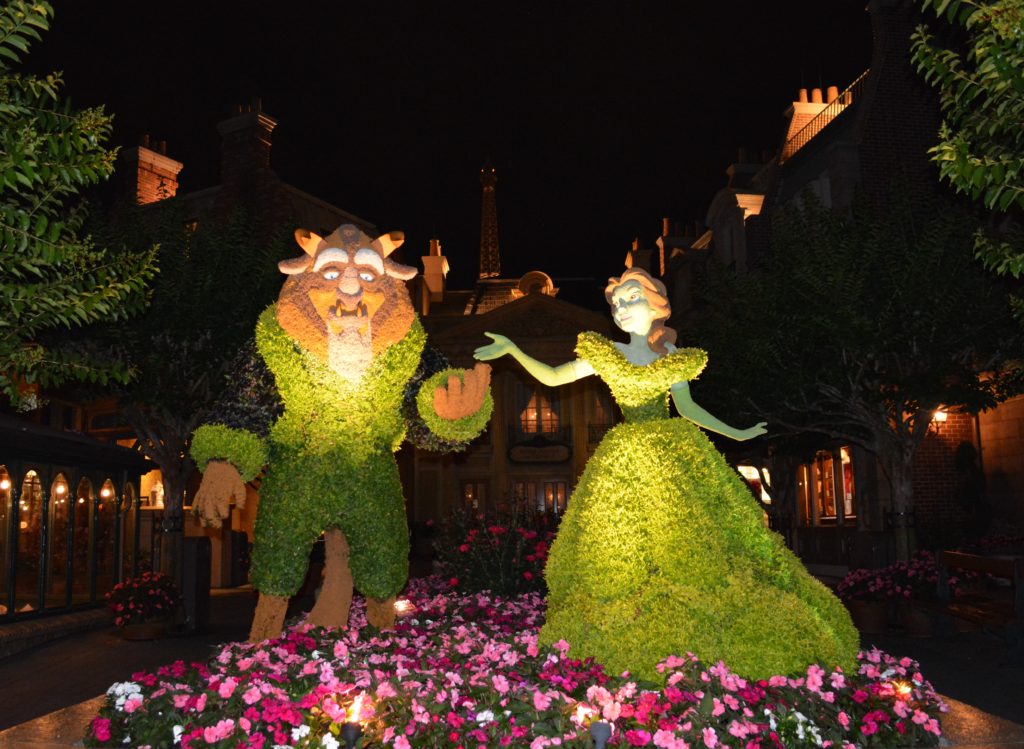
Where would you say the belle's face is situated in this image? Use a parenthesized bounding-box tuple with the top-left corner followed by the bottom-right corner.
(610, 280, 658, 335)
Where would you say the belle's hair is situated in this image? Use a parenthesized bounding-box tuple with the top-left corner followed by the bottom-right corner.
(604, 268, 677, 355)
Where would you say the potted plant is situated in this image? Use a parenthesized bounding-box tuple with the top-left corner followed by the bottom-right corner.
(105, 571, 181, 640)
(836, 566, 894, 633)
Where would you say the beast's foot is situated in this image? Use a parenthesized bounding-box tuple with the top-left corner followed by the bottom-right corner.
(248, 593, 289, 643)
(366, 596, 397, 630)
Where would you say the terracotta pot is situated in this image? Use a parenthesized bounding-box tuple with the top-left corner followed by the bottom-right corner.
(846, 599, 888, 634)
(117, 618, 170, 641)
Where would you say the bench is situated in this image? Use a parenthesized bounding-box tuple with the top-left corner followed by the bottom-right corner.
(936, 550, 1023, 663)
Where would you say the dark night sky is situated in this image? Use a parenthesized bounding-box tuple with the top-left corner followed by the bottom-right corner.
(32, 2, 872, 291)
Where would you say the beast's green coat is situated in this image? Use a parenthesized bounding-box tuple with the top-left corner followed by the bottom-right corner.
(192, 305, 488, 598)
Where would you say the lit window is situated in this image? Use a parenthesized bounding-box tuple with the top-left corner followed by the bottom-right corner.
(796, 446, 856, 526)
(463, 481, 486, 510)
(543, 481, 568, 515)
(737, 465, 771, 504)
(520, 387, 559, 434)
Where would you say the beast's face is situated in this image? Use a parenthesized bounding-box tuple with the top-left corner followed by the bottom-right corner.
(276, 224, 417, 383)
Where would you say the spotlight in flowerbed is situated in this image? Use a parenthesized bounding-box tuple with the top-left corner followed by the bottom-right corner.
(83, 578, 946, 748)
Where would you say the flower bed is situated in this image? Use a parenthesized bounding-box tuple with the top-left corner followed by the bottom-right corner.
(433, 508, 557, 595)
(105, 571, 181, 627)
(85, 578, 945, 748)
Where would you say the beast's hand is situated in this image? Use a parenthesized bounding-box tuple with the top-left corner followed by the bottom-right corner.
(433, 362, 492, 421)
(193, 460, 246, 528)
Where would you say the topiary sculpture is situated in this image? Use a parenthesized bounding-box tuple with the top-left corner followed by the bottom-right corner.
(474, 267, 858, 680)
(191, 224, 491, 642)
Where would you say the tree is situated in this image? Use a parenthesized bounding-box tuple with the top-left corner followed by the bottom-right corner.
(695, 194, 1023, 560)
(0, 1, 155, 406)
(89, 198, 289, 575)
(911, 0, 1024, 311)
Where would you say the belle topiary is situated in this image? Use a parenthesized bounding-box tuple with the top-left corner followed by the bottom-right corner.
(474, 267, 858, 680)
(191, 224, 491, 642)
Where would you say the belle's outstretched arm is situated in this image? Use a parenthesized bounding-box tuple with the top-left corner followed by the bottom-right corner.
(474, 332, 594, 386)
(671, 381, 766, 441)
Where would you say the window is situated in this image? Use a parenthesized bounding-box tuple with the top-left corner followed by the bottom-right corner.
(72, 477, 94, 603)
(737, 465, 771, 504)
(463, 481, 486, 511)
(0, 466, 9, 614)
(512, 479, 568, 515)
(797, 447, 856, 526)
(518, 385, 559, 434)
(15, 470, 42, 612)
(588, 388, 616, 443)
(95, 480, 117, 596)
(47, 474, 71, 608)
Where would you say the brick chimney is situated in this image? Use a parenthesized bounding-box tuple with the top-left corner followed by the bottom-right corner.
(119, 135, 183, 205)
(216, 98, 277, 187)
(421, 237, 449, 308)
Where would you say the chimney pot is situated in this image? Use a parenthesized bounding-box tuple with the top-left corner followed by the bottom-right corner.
(429, 238, 441, 257)
(141, 134, 150, 148)
(798, 88, 808, 103)
(811, 88, 823, 104)
(826, 85, 839, 103)
(662, 217, 671, 236)
(158, 140, 167, 155)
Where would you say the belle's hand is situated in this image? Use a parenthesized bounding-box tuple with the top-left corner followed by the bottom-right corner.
(434, 363, 492, 420)
(474, 332, 518, 361)
(737, 422, 768, 441)
(192, 460, 246, 528)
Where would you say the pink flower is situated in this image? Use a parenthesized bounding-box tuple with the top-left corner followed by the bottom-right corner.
(625, 729, 652, 745)
(491, 674, 510, 694)
(202, 719, 235, 742)
(702, 726, 718, 747)
(90, 717, 111, 742)
(602, 701, 621, 721)
(532, 690, 552, 710)
(242, 686, 262, 705)
(218, 677, 238, 698)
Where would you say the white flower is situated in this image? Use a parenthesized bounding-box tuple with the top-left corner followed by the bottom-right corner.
(311, 650, 322, 659)
(476, 709, 495, 723)
(172, 725, 184, 744)
(321, 734, 340, 749)
(291, 724, 311, 741)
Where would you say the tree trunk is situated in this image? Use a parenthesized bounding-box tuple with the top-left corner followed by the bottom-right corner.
(883, 447, 917, 562)
(159, 463, 190, 588)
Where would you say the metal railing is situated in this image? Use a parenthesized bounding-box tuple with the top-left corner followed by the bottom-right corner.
(507, 425, 572, 447)
(780, 69, 869, 163)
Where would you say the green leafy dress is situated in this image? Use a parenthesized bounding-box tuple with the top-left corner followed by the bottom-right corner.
(540, 332, 858, 680)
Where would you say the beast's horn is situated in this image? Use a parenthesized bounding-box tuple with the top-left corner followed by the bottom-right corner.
(294, 228, 323, 257)
(373, 231, 405, 257)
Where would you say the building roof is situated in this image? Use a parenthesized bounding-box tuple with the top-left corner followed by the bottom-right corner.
(0, 413, 151, 473)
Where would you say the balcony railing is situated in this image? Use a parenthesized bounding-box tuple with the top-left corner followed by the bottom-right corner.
(507, 425, 572, 447)
(780, 69, 869, 163)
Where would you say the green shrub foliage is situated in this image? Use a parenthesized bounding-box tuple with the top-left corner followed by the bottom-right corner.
(540, 333, 859, 680)
(190, 424, 268, 482)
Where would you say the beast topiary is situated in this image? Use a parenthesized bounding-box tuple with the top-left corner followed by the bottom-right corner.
(191, 224, 491, 641)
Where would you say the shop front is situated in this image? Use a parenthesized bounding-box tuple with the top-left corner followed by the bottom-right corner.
(0, 414, 150, 620)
